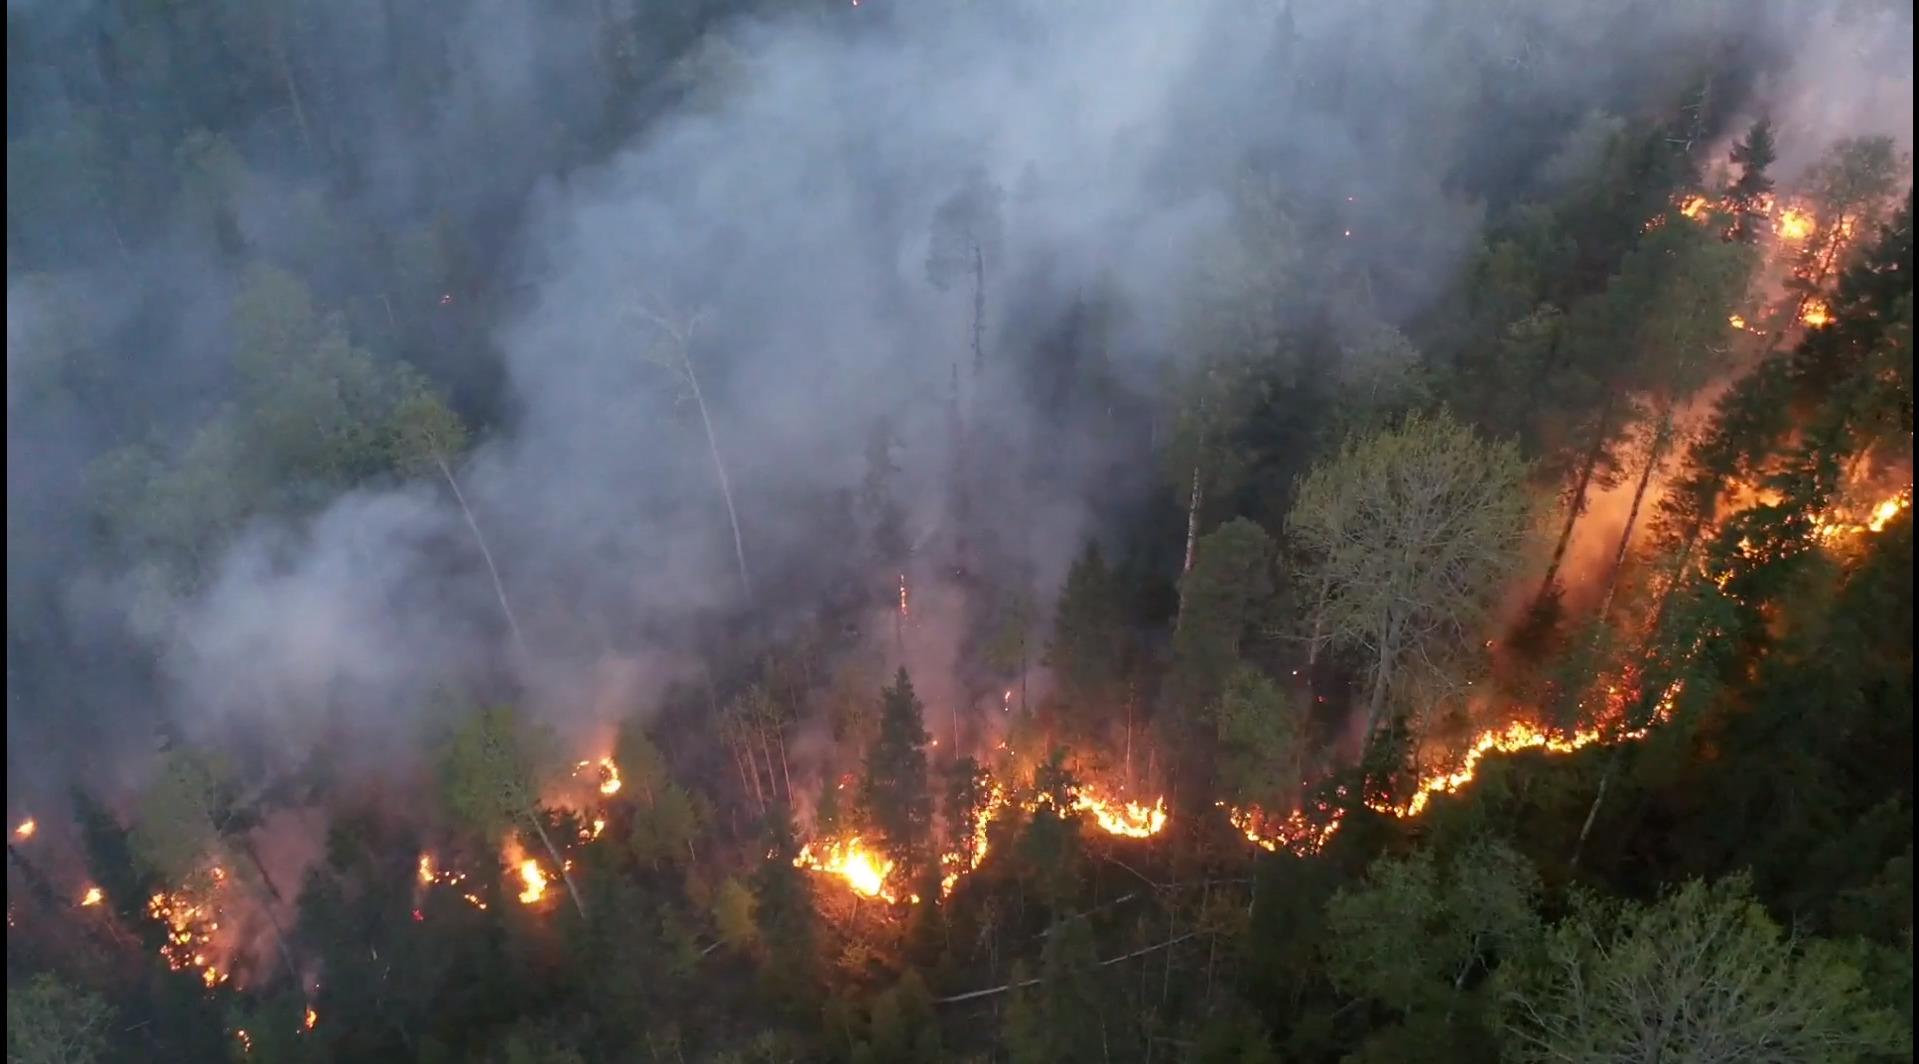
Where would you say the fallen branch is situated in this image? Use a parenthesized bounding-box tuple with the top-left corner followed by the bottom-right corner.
(934, 932, 1197, 1004)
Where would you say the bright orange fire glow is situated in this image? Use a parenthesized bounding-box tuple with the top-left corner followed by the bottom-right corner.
(12, 818, 34, 840)
(1775, 206, 1816, 242)
(796, 837, 898, 902)
(148, 881, 228, 987)
(80, 886, 104, 907)
(1728, 314, 1748, 330)
(236, 1029, 253, 1054)
(1800, 299, 1832, 327)
(1071, 788, 1168, 839)
(304, 1006, 318, 1031)
(1230, 684, 1682, 856)
(517, 860, 548, 905)
(1678, 195, 1710, 220)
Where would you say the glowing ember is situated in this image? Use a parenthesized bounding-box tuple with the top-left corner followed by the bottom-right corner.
(899, 572, 909, 615)
(795, 837, 898, 903)
(304, 1006, 317, 1031)
(1775, 206, 1816, 242)
(80, 886, 104, 907)
(1070, 788, 1169, 838)
(1800, 299, 1832, 327)
(517, 860, 548, 905)
(236, 1029, 253, 1053)
(1728, 314, 1748, 330)
(13, 818, 35, 840)
(147, 879, 228, 987)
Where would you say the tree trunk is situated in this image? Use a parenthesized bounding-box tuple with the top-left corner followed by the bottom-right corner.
(272, 32, 317, 158)
(527, 814, 587, 918)
(1593, 407, 1673, 628)
(1176, 461, 1203, 634)
(681, 358, 752, 602)
(1306, 573, 1333, 668)
(971, 243, 986, 376)
(1535, 393, 1618, 605)
(1364, 618, 1402, 736)
(1569, 752, 1616, 870)
(438, 458, 529, 663)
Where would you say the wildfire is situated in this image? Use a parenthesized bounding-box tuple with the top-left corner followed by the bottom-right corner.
(147, 883, 227, 988)
(13, 818, 34, 840)
(939, 782, 1009, 896)
(80, 886, 104, 907)
(304, 1006, 318, 1031)
(1070, 788, 1169, 839)
(1800, 299, 1832, 327)
(416, 852, 488, 911)
(795, 837, 898, 902)
(516, 859, 548, 905)
(1728, 314, 1748, 330)
(1814, 489, 1912, 541)
(1230, 685, 1682, 856)
(1775, 205, 1816, 242)
(1678, 194, 1711, 220)
(575, 757, 622, 797)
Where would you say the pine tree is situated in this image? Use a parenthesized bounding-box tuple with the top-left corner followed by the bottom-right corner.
(861, 669, 933, 880)
(1724, 118, 1776, 244)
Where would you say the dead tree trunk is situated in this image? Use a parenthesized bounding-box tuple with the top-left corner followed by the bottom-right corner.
(526, 815, 587, 919)
(1535, 392, 1619, 607)
(438, 457, 529, 663)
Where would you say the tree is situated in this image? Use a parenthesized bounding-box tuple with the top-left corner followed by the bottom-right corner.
(861, 670, 933, 880)
(711, 876, 760, 955)
(1498, 876, 1909, 1064)
(944, 756, 994, 872)
(437, 705, 586, 917)
(6, 975, 115, 1064)
(1288, 410, 1532, 737)
(627, 297, 751, 601)
(389, 385, 528, 662)
(1211, 666, 1308, 814)
(1169, 518, 1275, 713)
(926, 169, 1004, 374)
(629, 780, 701, 869)
(1048, 539, 1125, 720)
(1723, 118, 1776, 244)
(1326, 838, 1542, 1021)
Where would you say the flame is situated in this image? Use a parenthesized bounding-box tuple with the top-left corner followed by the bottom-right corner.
(1799, 299, 1832, 327)
(939, 782, 1009, 896)
(13, 818, 34, 840)
(418, 853, 436, 885)
(597, 758, 622, 797)
(1230, 683, 1682, 856)
(517, 860, 548, 905)
(795, 837, 898, 902)
(1866, 494, 1910, 532)
(1728, 314, 1748, 330)
(147, 876, 229, 987)
(899, 572, 909, 616)
(1070, 788, 1168, 838)
(416, 851, 488, 911)
(80, 886, 104, 907)
(304, 1006, 317, 1031)
(1679, 194, 1711, 220)
(1775, 206, 1816, 242)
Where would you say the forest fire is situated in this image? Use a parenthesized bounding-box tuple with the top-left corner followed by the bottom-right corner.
(13, 817, 35, 840)
(305, 1006, 318, 1031)
(516, 859, 549, 905)
(80, 886, 104, 907)
(572, 757, 623, 797)
(416, 852, 488, 911)
(795, 837, 898, 903)
(1800, 298, 1832, 326)
(1071, 788, 1169, 839)
(1814, 489, 1912, 541)
(148, 883, 228, 988)
(1230, 686, 1681, 856)
(1776, 205, 1816, 241)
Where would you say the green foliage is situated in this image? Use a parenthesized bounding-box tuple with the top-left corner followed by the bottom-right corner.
(129, 749, 229, 886)
(712, 876, 761, 955)
(1325, 837, 1541, 1021)
(437, 705, 550, 840)
(630, 781, 702, 867)
(1171, 518, 1275, 711)
(861, 669, 933, 876)
(6, 975, 115, 1064)
(1210, 665, 1308, 812)
(1498, 876, 1910, 1064)
(1048, 539, 1126, 720)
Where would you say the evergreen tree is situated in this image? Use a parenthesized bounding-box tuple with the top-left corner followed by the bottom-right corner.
(861, 669, 934, 879)
(1724, 118, 1776, 244)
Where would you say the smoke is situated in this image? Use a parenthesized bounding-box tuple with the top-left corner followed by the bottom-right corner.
(5, 0, 1913, 837)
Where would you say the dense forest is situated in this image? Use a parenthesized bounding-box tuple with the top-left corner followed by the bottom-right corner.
(6, 0, 1914, 1061)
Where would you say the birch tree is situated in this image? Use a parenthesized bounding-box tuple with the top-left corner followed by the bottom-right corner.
(1288, 409, 1533, 738)
(438, 705, 586, 918)
(627, 296, 751, 602)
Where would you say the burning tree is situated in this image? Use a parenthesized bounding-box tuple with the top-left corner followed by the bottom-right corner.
(860, 669, 933, 881)
(437, 705, 586, 918)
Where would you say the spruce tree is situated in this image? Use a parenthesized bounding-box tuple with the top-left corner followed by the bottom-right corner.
(861, 669, 933, 879)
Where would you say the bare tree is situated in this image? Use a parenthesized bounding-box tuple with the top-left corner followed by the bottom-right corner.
(628, 296, 752, 602)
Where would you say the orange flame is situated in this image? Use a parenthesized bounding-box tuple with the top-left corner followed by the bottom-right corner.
(1070, 788, 1169, 838)
(1678, 194, 1711, 220)
(1799, 299, 1832, 327)
(80, 886, 104, 907)
(12, 818, 34, 840)
(796, 837, 898, 902)
(1775, 205, 1816, 242)
(517, 860, 548, 905)
(304, 1006, 318, 1031)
